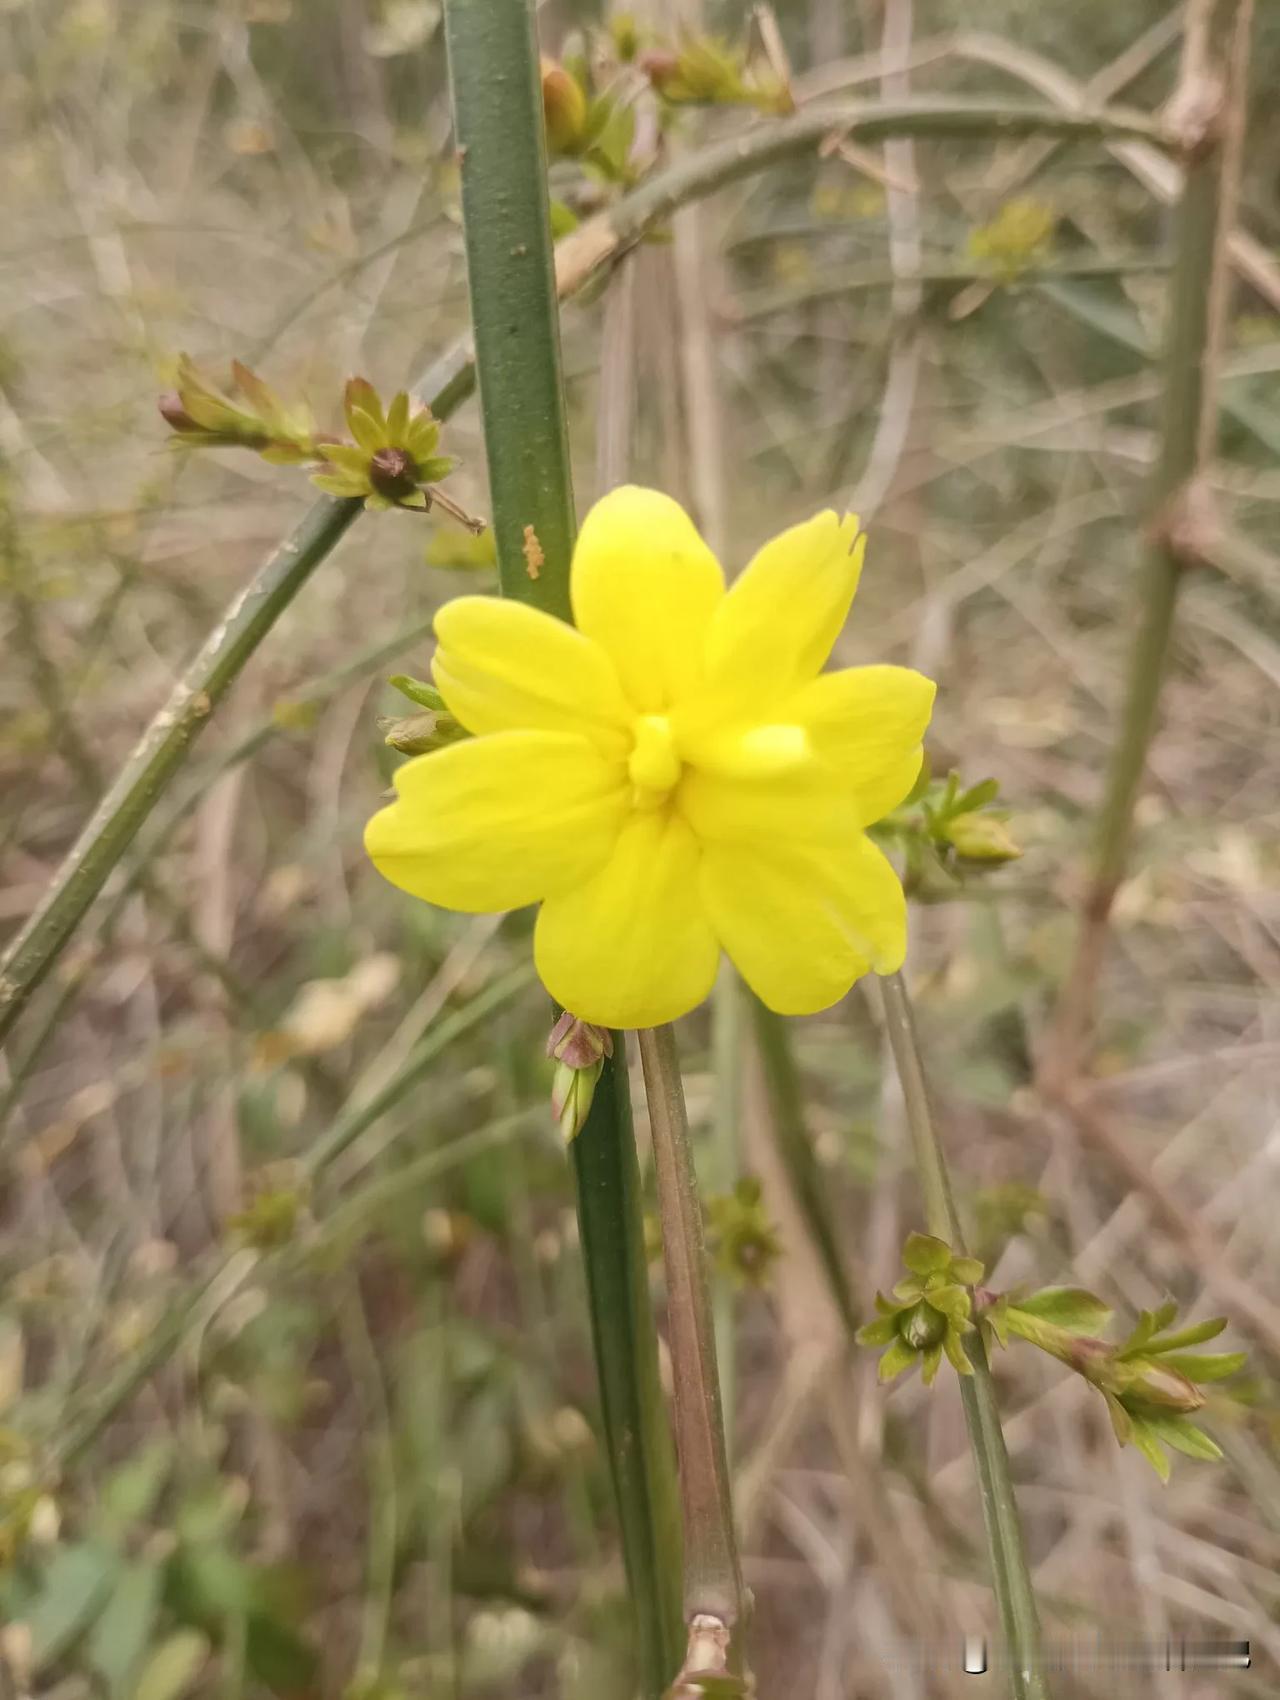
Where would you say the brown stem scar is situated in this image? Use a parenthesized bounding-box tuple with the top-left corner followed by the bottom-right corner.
(522, 524, 545, 579)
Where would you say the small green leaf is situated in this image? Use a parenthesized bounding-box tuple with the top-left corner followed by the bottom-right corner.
(1159, 1350, 1246, 1383)
(891, 1276, 924, 1302)
(1145, 1317, 1226, 1352)
(877, 1337, 918, 1383)
(1151, 1298, 1179, 1333)
(920, 1343, 943, 1386)
(1126, 1418, 1171, 1482)
(955, 777, 1000, 813)
(855, 1316, 897, 1347)
(902, 1232, 952, 1275)
(548, 199, 580, 239)
(28, 1543, 115, 1669)
(1011, 1287, 1113, 1336)
(135, 1631, 210, 1700)
(86, 1562, 163, 1695)
(1117, 1309, 1159, 1359)
(925, 1285, 971, 1324)
(1103, 1390, 1131, 1445)
(1143, 1416, 1223, 1464)
(950, 1255, 985, 1286)
(386, 674, 445, 710)
(942, 1330, 974, 1376)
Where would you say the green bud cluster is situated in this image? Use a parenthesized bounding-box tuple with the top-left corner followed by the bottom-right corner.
(871, 763, 1022, 896)
(856, 1232, 985, 1386)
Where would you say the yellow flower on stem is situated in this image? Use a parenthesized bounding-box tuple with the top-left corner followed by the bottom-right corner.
(365, 487, 935, 1029)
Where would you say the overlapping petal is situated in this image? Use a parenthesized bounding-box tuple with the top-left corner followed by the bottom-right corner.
(534, 809, 720, 1029)
(679, 750, 861, 847)
(571, 486, 724, 713)
(700, 833, 906, 1014)
(789, 664, 935, 825)
(703, 509, 864, 702)
(433, 596, 631, 755)
(365, 730, 627, 913)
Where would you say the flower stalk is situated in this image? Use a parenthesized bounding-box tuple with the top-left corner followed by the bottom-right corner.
(879, 972, 1049, 1700)
(442, 1, 683, 1688)
(639, 1025, 747, 1649)
(1042, 0, 1254, 1089)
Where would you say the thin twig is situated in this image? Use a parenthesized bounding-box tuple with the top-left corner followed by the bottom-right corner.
(1041, 0, 1255, 1090)
(878, 973, 1049, 1700)
(639, 1025, 747, 1642)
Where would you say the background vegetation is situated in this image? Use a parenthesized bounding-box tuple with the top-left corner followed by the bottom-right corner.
(1, 1, 1278, 1696)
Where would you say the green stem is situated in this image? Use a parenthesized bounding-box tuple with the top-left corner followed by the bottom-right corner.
(1044, 0, 1253, 1085)
(442, 3, 682, 1689)
(1, 91, 1171, 1048)
(638, 1025, 745, 1640)
(879, 972, 1048, 1700)
(710, 969, 742, 1453)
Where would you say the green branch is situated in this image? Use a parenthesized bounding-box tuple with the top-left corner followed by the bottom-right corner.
(442, 2, 682, 1689)
(880, 973, 1048, 1700)
(1043, 0, 1254, 1087)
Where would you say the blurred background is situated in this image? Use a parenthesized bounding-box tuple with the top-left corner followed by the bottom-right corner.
(1, 2, 1279, 1696)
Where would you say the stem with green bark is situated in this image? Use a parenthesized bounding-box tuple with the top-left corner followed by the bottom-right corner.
(1042, 0, 1253, 1089)
(442, 3, 682, 1689)
(638, 1025, 747, 1648)
(0, 91, 1172, 1047)
(880, 972, 1048, 1700)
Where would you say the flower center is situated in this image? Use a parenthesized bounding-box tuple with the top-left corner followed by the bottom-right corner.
(628, 714, 681, 807)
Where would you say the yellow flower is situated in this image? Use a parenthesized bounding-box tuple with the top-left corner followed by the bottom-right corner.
(365, 487, 935, 1029)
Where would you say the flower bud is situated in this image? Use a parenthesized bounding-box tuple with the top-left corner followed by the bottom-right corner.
(380, 709, 468, 755)
(943, 812, 1022, 863)
(638, 48, 680, 92)
(540, 58, 588, 155)
(610, 14, 641, 62)
(370, 445, 418, 502)
(547, 1012, 612, 1069)
(158, 392, 200, 432)
(900, 1300, 948, 1351)
(551, 1056, 604, 1144)
(1128, 1363, 1206, 1414)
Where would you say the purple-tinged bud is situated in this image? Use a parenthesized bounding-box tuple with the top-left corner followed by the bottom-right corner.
(369, 445, 417, 501)
(547, 1012, 612, 1069)
(158, 392, 200, 433)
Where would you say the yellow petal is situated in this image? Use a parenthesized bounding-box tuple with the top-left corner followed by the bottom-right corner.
(679, 755, 860, 847)
(365, 730, 627, 912)
(701, 834, 906, 1014)
(534, 809, 719, 1028)
(704, 510, 863, 700)
(433, 596, 631, 756)
(571, 486, 724, 713)
(790, 664, 936, 825)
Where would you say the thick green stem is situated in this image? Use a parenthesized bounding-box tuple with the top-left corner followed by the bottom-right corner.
(442, 3, 682, 1689)
(1044, 0, 1253, 1086)
(1, 90, 1169, 1049)
(638, 1026, 746, 1640)
(880, 972, 1048, 1700)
